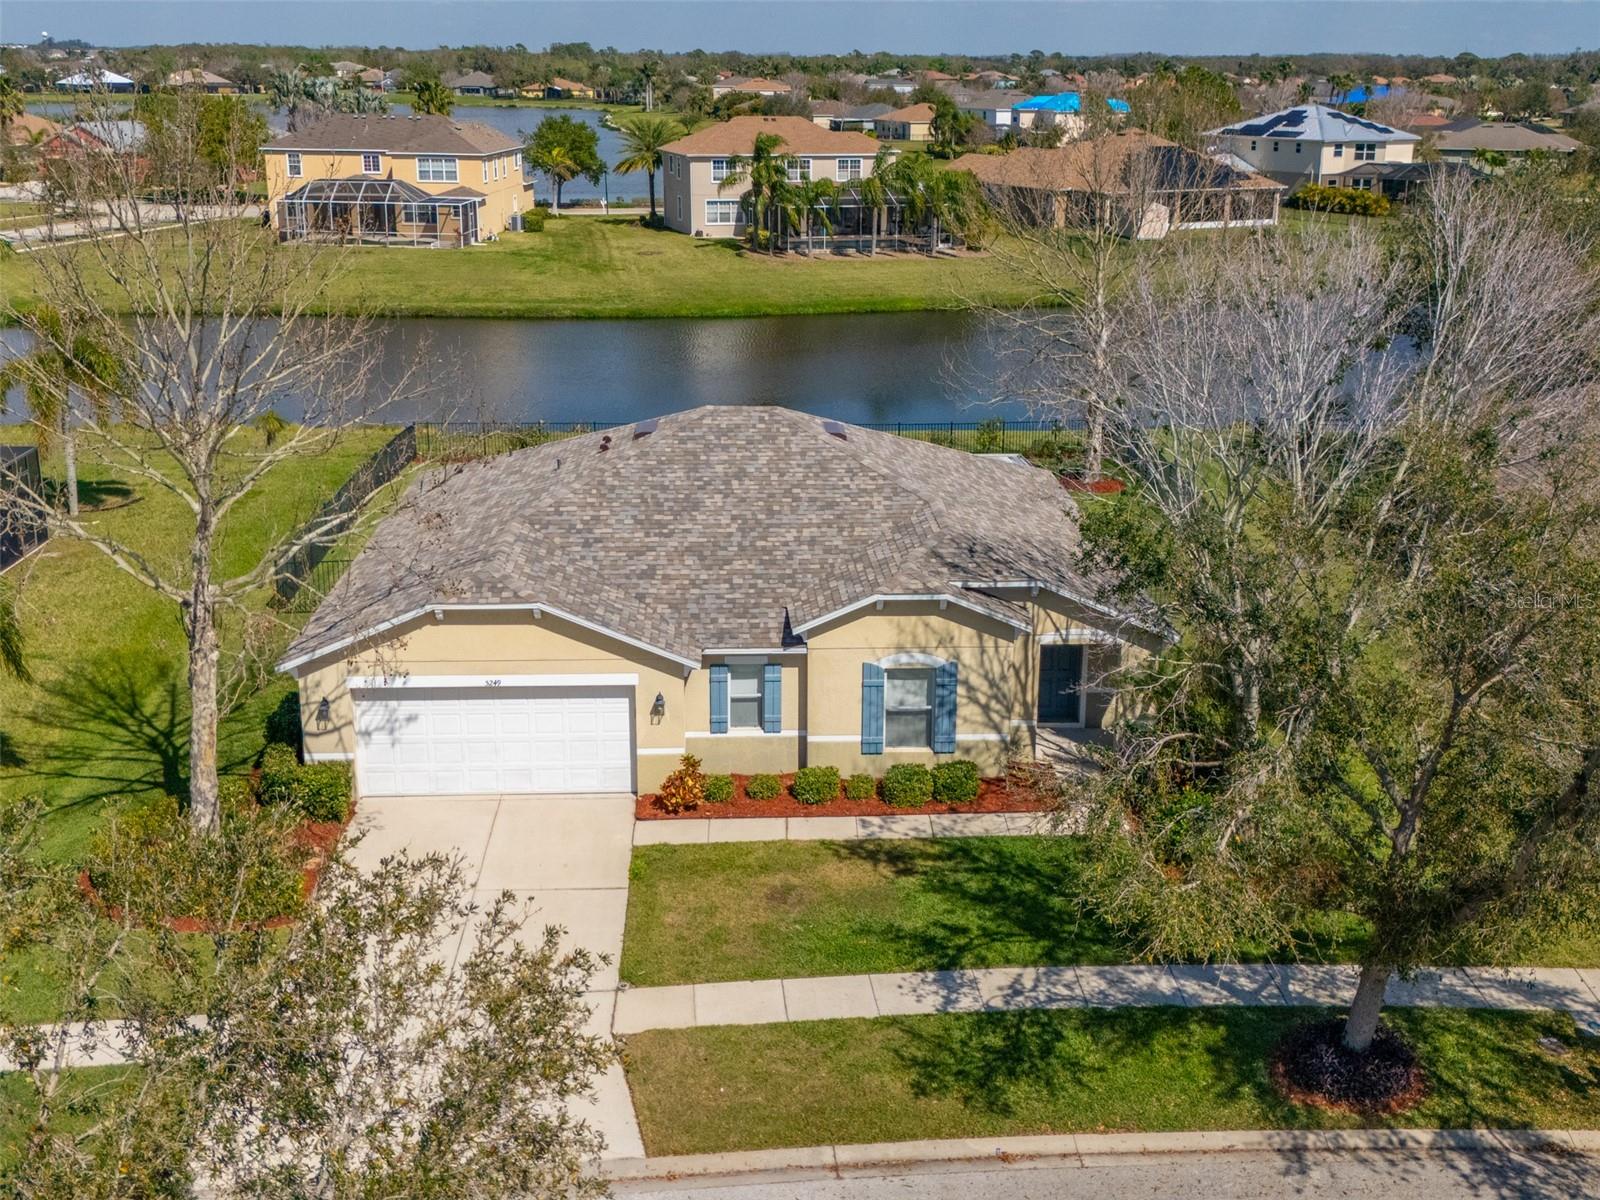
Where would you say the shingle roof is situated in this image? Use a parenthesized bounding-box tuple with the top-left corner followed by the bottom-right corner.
(264, 113, 521, 156)
(880, 103, 935, 123)
(1432, 121, 1581, 153)
(1211, 103, 1419, 144)
(443, 70, 497, 89)
(954, 132, 1282, 193)
(662, 116, 880, 156)
(282, 406, 1129, 668)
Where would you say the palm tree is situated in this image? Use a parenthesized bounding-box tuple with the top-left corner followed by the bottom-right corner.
(787, 177, 838, 254)
(719, 132, 787, 251)
(637, 59, 662, 112)
(411, 78, 454, 117)
(0, 77, 24, 134)
(530, 144, 581, 213)
(0, 307, 124, 518)
(0, 581, 26, 684)
(614, 114, 684, 224)
(857, 147, 897, 254)
(267, 68, 310, 132)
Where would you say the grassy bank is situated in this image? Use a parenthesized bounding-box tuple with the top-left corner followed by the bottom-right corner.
(624, 1007, 1600, 1155)
(3, 217, 1046, 320)
(621, 839, 1600, 986)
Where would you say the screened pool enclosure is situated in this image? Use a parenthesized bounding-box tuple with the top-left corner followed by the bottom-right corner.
(274, 177, 483, 248)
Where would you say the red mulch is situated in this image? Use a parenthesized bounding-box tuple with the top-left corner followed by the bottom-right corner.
(638, 773, 1049, 820)
(77, 804, 353, 933)
(1058, 476, 1127, 495)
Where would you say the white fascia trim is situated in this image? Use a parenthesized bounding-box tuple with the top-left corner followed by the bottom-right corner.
(276, 603, 699, 674)
(950, 580, 1169, 640)
(1038, 629, 1120, 645)
(686, 729, 805, 738)
(702, 647, 807, 656)
(792, 593, 1029, 636)
(347, 673, 640, 691)
(304, 751, 355, 763)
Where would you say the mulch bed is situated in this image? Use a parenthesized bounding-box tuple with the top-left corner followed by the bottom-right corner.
(1270, 1017, 1429, 1115)
(638, 773, 1050, 821)
(77, 806, 352, 934)
(1058, 475, 1127, 495)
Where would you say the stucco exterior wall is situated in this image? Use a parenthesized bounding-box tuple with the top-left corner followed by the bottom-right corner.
(1214, 135, 1415, 188)
(661, 151, 879, 237)
(263, 147, 531, 238)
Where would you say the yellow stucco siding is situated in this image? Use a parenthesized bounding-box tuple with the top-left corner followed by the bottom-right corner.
(263, 148, 530, 238)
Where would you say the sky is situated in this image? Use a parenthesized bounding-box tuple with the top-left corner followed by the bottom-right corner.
(3, 0, 1597, 57)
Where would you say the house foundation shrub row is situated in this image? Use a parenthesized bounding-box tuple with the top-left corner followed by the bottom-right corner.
(665, 757, 986, 811)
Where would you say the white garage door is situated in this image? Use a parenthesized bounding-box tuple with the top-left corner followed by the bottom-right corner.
(352, 685, 634, 796)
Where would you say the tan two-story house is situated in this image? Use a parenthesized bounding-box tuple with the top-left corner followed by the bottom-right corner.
(1207, 103, 1419, 191)
(279, 407, 1166, 799)
(659, 116, 884, 237)
(262, 114, 533, 248)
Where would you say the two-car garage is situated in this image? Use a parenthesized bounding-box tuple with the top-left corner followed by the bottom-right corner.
(350, 679, 635, 797)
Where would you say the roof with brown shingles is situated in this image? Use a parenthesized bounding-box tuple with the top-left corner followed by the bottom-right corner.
(662, 115, 880, 157)
(880, 103, 936, 124)
(955, 131, 1282, 192)
(264, 113, 521, 156)
(282, 406, 1130, 667)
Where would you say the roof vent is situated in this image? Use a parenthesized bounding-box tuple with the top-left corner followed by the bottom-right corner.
(632, 418, 659, 439)
(598, 434, 613, 453)
(821, 419, 848, 441)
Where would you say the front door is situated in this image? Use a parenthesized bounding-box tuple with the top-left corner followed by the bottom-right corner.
(1038, 644, 1083, 724)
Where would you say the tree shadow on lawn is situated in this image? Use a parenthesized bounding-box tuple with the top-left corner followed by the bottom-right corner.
(827, 836, 1123, 971)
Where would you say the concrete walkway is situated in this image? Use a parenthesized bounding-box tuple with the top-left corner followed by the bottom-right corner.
(633, 810, 1056, 846)
(612, 963, 1600, 1035)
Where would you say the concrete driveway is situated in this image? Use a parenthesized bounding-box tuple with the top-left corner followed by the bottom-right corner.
(348, 792, 643, 1159)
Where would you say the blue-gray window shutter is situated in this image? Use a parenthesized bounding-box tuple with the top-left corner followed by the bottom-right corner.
(933, 660, 958, 753)
(762, 663, 782, 733)
(861, 662, 885, 754)
(709, 664, 729, 734)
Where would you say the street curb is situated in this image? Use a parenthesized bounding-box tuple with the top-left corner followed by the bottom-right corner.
(601, 1127, 1592, 1182)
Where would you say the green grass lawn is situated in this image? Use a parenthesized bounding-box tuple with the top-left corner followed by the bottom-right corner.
(0, 1064, 141, 1173)
(624, 1007, 1600, 1155)
(4, 217, 1048, 320)
(620, 839, 1600, 987)
(0, 201, 49, 231)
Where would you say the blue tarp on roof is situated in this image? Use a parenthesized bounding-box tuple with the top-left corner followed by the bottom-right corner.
(1014, 93, 1132, 115)
(1339, 84, 1391, 105)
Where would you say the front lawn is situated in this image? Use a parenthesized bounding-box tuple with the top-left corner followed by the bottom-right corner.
(624, 1007, 1600, 1155)
(620, 839, 1600, 986)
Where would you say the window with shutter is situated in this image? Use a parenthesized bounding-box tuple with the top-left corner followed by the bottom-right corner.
(861, 663, 885, 754)
(709, 664, 729, 734)
(762, 663, 782, 733)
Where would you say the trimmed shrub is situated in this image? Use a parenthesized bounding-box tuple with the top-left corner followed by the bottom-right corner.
(293, 763, 354, 823)
(931, 760, 981, 805)
(521, 206, 549, 232)
(791, 765, 841, 806)
(844, 773, 877, 802)
(264, 691, 303, 751)
(703, 773, 735, 804)
(880, 763, 933, 808)
(259, 743, 300, 804)
(1290, 182, 1391, 216)
(658, 754, 706, 814)
(217, 774, 257, 822)
(746, 773, 782, 801)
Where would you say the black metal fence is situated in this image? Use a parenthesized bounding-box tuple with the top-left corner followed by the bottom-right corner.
(0, 446, 47, 574)
(415, 416, 1086, 464)
(271, 425, 417, 610)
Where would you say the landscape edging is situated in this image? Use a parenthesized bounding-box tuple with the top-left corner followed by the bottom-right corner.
(601, 1126, 1592, 1181)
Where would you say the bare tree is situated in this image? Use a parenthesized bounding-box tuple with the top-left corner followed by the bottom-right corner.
(0, 87, 420, 834)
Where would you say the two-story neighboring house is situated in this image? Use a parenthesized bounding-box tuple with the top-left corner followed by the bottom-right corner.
(1206, 104, 1419, 191)
(659, 116, 884, 238)
(262, 114, 533, 248)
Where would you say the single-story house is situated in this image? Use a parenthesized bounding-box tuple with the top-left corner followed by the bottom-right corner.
(331, 61, 369, 79)
(660, 115, 885, 237)
(166, 68, 237, 93)
(811, 101, 893, 131)
(55, 69, 136, 94)
(955, 130, 1283, 238)
(542, 77, 595, 100)
(874, 102, 935, 141)
(952, 88, 1026, 130)
(442, 70, 497, 96)
(40, 119, 149, 159)
(1012, 92, 1132, 136)
(1, 112, 63, 148)
(1208, 103, 1419, 190)
(261, 113, 532, 248)
(1323, 158, 1482, 198)
(356, 67, 387, 90)
(972, 70, 1020, 89)
(1429, 119, 1582, 168)
(710, 76, 795, 99)
(279, 406, 1163, 798)
(861, 75, 917, 95)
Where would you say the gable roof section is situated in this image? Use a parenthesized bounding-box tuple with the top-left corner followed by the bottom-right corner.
(1211, 103, 1419, 144)
(1432, 121, 1581, 153)
(880, 103, 935, 123)
(280, 406, 1134, 670)
(662, 116, 880, 156)
(264, 113, 521, 156)
(955, 132, 1282, 193)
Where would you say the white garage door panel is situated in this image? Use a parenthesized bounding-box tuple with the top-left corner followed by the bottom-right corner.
(354, 686, 633, 796)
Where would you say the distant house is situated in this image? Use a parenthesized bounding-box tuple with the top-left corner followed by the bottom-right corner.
(1207, 104, 1419, 191)
(55, 68, 135, 94)
(1, 112, 63, 148)
(955, 130, 1283, 238)
(39, 119, 151, 182)
(660, 115, 887, 238)
(709, 76, 794, 99)
(330, 61, 368, 79)
(861, 75, 917, 96)
(356, 67, 387, 90)
(874, 103, 935, 142)
(1327, 158, 1483, 199)
(166, 68, 237, 94)
(1012, 92, 1132, 138)
(261, 113, 532, 248)
(543, 77, 595, 100)
(952, 89, 1025, 130)
(811, 101, 893, 132)
(1430, 119, 1582, 168)
(442, 70, 497, 96)
(971, 69, 1019, 89)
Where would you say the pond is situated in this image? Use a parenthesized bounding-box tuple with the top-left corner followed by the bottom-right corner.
(2, 311, 1029, 426)
(28, 100, 646, 206)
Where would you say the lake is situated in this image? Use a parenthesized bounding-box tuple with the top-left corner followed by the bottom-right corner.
(2, 311, 1029, 426)
(28, 100, 645, 205)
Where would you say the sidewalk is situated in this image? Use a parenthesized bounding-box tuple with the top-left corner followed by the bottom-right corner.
(612, 963, 1600, 1035)
(633, 809, 1055, 846)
